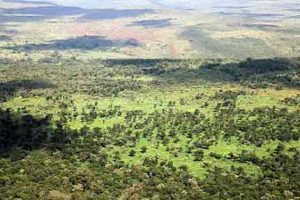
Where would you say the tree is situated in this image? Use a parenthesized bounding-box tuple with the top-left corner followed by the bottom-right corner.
(129, 149, 136, 157)
(193, 150, 204, 161)
(140, 146, 147, 153)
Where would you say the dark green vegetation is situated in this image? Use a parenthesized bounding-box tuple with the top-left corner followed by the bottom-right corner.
(128, 19, 172, 28)
(6, 36, 140, 51)
(0, 57, 300, 199)
(181, 28, 278, 58)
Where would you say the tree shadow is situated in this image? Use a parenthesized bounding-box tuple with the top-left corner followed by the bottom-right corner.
(104, 57, 300, 88)
(104, 58, 183, 67)
(0, 79, 55, 102)
(197, 57, 300, 88)
(0, 79, 69, 157)
(127, 19, 172, 28)
(0, 106, 75, 160)
(5, 35, 140, 51)
(0, 108, 51, 153)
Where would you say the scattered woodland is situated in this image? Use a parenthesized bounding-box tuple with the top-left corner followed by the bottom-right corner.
(0, 57, 300, 199)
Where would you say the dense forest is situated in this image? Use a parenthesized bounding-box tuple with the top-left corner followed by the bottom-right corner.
(0, 57, 300, 199)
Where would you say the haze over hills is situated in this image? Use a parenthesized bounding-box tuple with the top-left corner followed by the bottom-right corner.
(0, 0, 299, 59)
(3, 0, 162, 8)
(14, 0, 300, 11)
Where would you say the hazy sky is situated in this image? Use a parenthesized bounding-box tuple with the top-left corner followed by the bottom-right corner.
(21, 0, 251, 9)
(24, 0, 159, 8)
(18, 0, 300, 11)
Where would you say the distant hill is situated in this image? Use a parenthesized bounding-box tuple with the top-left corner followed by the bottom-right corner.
(10, 0, 162, 8)
(8, 0, 300, 12)
(3, 0, 251, 9)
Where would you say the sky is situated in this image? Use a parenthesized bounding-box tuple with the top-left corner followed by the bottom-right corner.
(7, 0, 300, 12)
(20, 0, 160, 8)
(15, 0, 251, 9)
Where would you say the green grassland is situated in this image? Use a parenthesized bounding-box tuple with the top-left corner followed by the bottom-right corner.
(1, 57, 300, 177)
(1, 57, 300, 199)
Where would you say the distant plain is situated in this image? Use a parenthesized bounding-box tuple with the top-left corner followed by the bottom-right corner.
(0, 0, 299, 60)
